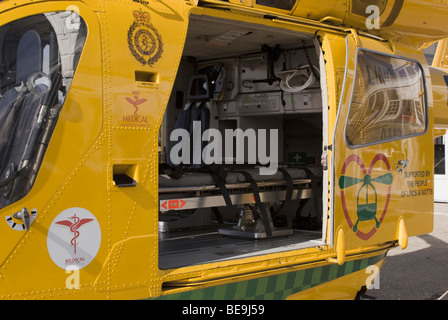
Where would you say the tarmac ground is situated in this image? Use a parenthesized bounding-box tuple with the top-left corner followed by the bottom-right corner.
(363, 202, 448, 300)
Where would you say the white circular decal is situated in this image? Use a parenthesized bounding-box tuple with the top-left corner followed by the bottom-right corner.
(47, 207, 101, 269)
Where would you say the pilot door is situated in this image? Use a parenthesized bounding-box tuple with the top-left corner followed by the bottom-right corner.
(331, 33, 434, 251)
(0, 5, 103, 278)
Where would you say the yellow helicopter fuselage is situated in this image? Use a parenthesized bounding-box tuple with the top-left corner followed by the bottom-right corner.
(0, 0, 446, 300)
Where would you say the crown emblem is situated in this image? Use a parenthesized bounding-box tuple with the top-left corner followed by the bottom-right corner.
(127, 10, 163, 66)
(133, 9, 150, 25)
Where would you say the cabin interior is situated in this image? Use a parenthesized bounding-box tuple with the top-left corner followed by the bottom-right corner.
(158, 14, 326, 270)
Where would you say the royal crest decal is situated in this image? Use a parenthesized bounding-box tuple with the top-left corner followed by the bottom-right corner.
(127, 9, 163, 66)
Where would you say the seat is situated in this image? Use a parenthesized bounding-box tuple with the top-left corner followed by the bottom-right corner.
(161, 72, 225, 231)
(167, 73, 212, 168)
(159, 68, 323, 235)
(0, 30, 43, 177)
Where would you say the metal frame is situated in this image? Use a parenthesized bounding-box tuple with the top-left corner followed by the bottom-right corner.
(159, 178, 314, 238)
(159, 178, 312, 211)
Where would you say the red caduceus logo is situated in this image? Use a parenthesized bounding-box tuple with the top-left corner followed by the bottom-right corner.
(125, 91, 147, 115)
(55, 214, 94, 254)
(339, 153, 393, 240)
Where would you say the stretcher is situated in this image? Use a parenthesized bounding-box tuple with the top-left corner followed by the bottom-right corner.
(158, 166, 320, 239)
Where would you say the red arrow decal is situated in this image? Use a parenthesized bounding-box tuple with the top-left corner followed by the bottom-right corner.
(168, 200, 179, 209)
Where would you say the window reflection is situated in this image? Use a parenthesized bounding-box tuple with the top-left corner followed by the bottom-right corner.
(0, 12, 87, 209)
(346, 51, 427, 147)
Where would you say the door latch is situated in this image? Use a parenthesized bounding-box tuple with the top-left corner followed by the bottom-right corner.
(396, 159, 409, 173)
(321, 145, 331, 171)
(13, 207, 31, 231)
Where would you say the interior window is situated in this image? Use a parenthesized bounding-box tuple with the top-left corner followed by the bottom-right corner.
(345, 50, 427, 147)
(0, 12, 87, 209)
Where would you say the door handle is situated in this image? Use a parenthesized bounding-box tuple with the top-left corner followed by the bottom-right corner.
(396, 159, 409, 173)
(13, 207, 31, 231)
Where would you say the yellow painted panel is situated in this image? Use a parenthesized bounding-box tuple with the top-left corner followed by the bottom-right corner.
(287, 258, 384, 300)
(332, 34, 434, 251)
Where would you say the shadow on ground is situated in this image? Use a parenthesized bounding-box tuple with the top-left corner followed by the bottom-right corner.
(364, 232, 448, 300)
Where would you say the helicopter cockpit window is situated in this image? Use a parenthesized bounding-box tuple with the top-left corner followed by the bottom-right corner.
(0, 12, 87, 209)
(345, 50, 427, 147)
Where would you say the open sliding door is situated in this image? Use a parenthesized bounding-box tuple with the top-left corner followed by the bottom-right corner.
(331, 33, 433, 256)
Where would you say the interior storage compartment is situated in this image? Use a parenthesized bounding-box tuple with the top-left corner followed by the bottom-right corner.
(158, 14, 325, 269)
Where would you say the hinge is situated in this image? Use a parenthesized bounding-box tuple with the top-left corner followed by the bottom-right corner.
(321, 146, 329, 171)
(345, 28, 360, 46)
